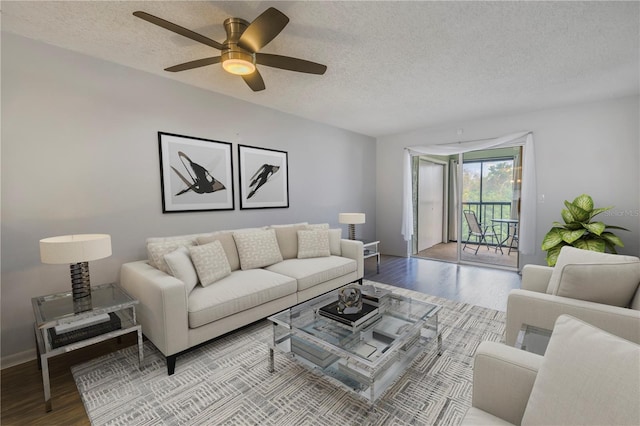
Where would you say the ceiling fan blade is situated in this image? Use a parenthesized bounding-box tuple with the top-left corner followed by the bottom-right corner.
(256, 53, 327, 75)
(133, 11, 225, 51)
(165, 57, 221, 72)
(237, 7, 289, 53)
(242, 70, 266, 92)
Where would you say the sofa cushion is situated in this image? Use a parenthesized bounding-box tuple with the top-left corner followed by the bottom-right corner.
(271, 224, 308, 260)
(556, 262, 640, 307)
(297, 229, 331, 259)
(329, 228, 342, 256)
(164, 246, 199, 294)
(521, 315, 640, 426)
(189, 241, 232, 287)
(233, 229, 284, 270)
(266, 256, 357, 291)
(187, 269, 297, 328)
(547, 246, 639, 295)
(196, 231, 241, 271)
(147, 239, 195, 274)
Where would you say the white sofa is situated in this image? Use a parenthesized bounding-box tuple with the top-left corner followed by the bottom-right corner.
(119, 223, 364, 374)
(506, 246, 640, 347)
(462, 315, 640, 425)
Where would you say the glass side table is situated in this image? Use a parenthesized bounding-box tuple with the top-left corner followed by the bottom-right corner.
(32, 283, 143, 412)
(362, 240, 381, 273)
(515, 324, 552, 356)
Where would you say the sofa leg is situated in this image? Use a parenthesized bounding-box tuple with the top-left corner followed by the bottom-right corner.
(167, 355, 177, 375)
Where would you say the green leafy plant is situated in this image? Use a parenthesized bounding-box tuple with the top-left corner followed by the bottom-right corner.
(541, 194, 628, 266)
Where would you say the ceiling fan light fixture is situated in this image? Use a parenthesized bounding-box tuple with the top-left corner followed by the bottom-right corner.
(221, 50, 255, 75)
(223, 58, 255, 75)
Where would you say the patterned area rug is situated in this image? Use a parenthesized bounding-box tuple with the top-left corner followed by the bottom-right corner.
(72, 281, 505, 425)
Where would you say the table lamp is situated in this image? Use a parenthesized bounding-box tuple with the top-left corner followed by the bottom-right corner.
(338, 213, 365, 240)
(40, 234, 112, 311)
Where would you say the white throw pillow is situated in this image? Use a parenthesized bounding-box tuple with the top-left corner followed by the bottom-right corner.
(147, 239, 194, 274)
(546, 246, 639, 295)
(233, 229, 283, 270)
(306, 223, 330, 230)
(188, 240, 231, 287)
(521, 315, 640, 426)
(329, 228, 342, 256)
(297, 229, 331, 259)
(196, 232, 241, 271)
(164, 246, 199, 294)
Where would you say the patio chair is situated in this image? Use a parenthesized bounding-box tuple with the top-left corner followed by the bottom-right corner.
(463, 210, 501, 255)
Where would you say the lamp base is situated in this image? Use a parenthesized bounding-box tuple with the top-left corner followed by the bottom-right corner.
(70, 262, 92, 313)
(348, 224, 356, 240)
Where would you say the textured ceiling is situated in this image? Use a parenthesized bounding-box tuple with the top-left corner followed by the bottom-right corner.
(2, 1, 639, 137)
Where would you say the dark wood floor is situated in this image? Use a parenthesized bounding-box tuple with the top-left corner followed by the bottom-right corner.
(365, 254, 521, 311)
(1, 255, 520, 425)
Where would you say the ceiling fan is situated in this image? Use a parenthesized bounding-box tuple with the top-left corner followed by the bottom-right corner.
(133, 7, 327, 92)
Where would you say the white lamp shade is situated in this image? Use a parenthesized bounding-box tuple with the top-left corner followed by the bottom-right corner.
(40, 234, 112, 264)
(338, 213, 366, 225)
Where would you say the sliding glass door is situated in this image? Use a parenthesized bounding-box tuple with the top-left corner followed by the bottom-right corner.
(460, 148, 520, 268)
(413, 147, 522, 270)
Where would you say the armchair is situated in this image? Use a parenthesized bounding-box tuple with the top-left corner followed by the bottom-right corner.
(462, 315, 640, 425)
(505, 246, 640, 346)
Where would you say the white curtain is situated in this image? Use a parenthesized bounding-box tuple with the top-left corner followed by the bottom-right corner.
(402, 131, 537, 255)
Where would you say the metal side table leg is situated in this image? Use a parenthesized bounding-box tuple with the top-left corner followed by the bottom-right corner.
(41, 354, 52, 412)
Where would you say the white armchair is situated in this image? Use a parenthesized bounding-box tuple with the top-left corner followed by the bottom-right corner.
(505, 246, 640, 346)
(462, 315, 640, 425)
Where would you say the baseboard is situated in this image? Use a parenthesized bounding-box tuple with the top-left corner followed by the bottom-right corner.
(1, 348, 36, 370)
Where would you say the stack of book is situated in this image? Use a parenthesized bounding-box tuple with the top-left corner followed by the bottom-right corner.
(318, 300, 378, 328)
(48, 312, 121, 349)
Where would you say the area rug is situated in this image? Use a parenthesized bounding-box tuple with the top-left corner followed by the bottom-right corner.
(72, 281, 506, 425)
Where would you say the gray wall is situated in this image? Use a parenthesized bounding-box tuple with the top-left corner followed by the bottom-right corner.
(1, 33, 376, 364)
(377, 95, 640, 266)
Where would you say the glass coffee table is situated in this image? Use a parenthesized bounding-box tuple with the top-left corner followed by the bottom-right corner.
(267, 286, 442, 403)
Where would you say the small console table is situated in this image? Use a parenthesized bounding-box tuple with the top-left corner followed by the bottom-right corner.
(32, 283, 143, 411)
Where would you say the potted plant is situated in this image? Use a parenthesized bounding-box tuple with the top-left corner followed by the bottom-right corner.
(541, 194, 628, 266)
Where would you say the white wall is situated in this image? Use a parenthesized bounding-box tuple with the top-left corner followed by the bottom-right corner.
(0, 34, 376, 365)
(377, 95, 640, 266)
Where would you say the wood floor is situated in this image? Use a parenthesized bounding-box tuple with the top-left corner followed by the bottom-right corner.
(1, 255, 521, 425)
(415, 241, 519, 269)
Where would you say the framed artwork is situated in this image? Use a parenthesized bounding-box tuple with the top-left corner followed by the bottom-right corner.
(158, 132, 234, 212)
(238, 145, 289, 209)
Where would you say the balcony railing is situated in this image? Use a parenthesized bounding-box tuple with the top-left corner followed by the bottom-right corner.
(461, 201, 513, 244)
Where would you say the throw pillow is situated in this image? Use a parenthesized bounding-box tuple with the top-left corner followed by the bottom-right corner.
(297, 229, 331, 259)
(147, 239, 195, 274)
(196, 232, 241, 271)
(188, 240, 231, 287)
(546, 246, 639, 295)
(164, 246, 199, 294)
(556, 262, 640, 307)
(233, 229, 283, 270)
(521, 315, 640, 426)
(329, 228, 342, 256)
(271, 224, 308, 260)
(306, 223, 330, 230)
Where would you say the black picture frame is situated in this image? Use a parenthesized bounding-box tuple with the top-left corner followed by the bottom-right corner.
(158, 132, 234, 213)
(238, 145, 289, 209)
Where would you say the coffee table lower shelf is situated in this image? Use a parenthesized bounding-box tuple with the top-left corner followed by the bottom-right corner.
(268, 328, 441, 403)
